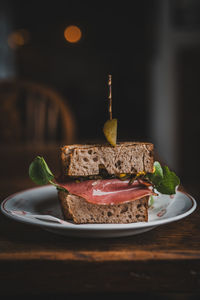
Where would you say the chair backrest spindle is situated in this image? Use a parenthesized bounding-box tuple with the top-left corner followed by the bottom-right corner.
(0, 79, 76, 144)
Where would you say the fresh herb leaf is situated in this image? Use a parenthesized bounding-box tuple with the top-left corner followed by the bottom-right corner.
(147, 161, 163, 186)
(149, 195, 154, 207)
(29, 156, 54, 185)
(153, 161, 163, 178)
(146, 161, 180, 195)
(155, 165, 180, 195)
(29, 156, 68, 192)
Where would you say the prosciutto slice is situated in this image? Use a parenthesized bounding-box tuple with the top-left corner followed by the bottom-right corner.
(57, 178, 156, 205)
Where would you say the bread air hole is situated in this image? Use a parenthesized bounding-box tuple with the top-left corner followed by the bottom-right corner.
(99, 163, 105, 169)
(107, 211, 112, 217)
(88, 150, 92, 155)
(115, 160, 121, 168)
(98, 164, 109, 176)
(120, 206, 128, 213)
(131, 166, 136, 172)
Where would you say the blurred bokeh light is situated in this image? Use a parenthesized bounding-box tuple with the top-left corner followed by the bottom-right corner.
(7, 29, 30, 49)
(64, 25, 82, 43)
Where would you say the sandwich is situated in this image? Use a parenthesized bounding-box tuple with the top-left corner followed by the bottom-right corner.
(58, 142, 154, 223)
(29, 142, 180, 224)
(29, 75, 180, 224)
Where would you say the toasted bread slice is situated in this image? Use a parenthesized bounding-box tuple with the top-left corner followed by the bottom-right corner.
(58, 190, 149, 224)
(61, 142, 154, 176)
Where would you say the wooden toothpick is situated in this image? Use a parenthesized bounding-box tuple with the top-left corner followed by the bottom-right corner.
(108, 74, 112, 120)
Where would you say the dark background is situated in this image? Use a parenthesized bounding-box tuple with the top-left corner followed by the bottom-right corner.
(0, 0, 157, 141)
(0, 0, 200, 197)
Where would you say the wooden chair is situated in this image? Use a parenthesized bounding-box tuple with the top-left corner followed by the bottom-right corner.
(0, 79, 76, 144)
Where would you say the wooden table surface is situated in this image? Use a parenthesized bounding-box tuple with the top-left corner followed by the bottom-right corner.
(0, 145, 199, 298)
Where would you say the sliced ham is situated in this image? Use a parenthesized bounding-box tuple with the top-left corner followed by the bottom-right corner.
(57, 178, 156, 205)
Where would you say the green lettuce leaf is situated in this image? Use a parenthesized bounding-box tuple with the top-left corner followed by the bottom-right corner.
(149, 195, 154, 207)
(146, 161, 180, 195)
(147, 161, 163, 186)
(29, 156, 68, 192)
(29, 156, 54, 185)
(155, 165, 180, 194)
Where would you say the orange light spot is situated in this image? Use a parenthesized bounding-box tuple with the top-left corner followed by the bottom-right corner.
(8, 29, 30, 49)
(64, 25, 82, 43)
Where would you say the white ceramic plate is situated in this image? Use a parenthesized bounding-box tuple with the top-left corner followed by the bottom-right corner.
(1, 185, 197, 238)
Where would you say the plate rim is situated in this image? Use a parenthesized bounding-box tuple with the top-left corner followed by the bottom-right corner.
(1, 185, 197, 231)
